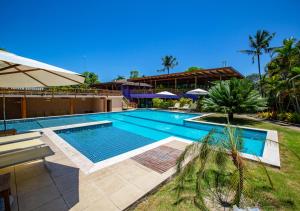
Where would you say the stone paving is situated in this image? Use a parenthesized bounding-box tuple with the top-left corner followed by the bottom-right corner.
(0, 135, 188, 211)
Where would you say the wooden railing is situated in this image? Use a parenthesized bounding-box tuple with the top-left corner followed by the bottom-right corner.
(0, 87, 122, 97)
(122, 97, 137, 109)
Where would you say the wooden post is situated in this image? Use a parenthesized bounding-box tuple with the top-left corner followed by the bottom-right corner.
(70, 98, 74, 114)
(154, 80, 157, 89)
(194, 76, 197, 88)
(175, 78, 177, 89)
(21, 96, 27, 118)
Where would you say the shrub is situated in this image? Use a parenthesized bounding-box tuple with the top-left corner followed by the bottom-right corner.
(196, 97, 204, 112)
(179, 97, 192, 106)
(285, 113, 293, 122)
(152, 98, 163, 108)
(291, 113, 300, 123)
(258, 112, 300, 124)
(277, 113, 286, 121)
(159, 100, 174, 109)
(152, 98, 175, 109)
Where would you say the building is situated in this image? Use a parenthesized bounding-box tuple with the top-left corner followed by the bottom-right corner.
(92, 79, 151, 99)
(128, 67, 243, 92)
(0, 88, 123, 120)
(93, 67, 243, 108)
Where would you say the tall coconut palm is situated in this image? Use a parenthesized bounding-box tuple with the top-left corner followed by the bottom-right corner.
(203, 78, 267, 122)
(241, 30, 275, 93)
(158, 55, 178, 74)
(266, 38, 300, 112)
(174, 126, 273, 209)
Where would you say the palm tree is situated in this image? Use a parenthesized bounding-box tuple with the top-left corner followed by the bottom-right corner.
(266, 38, 300, 112)
(203, 78, 266, 122)
(175, 126, 273, 209)
(240, 30, 275, 93)
(158, 55, 178, 74)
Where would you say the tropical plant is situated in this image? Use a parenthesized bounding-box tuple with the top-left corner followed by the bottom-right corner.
(114, 75, 126, 81)
(152, 98, 163, 108)
(203, 78, 267, 122)
(82, 71, 100, 87)
(130, 70, 140, 79)
(240, 30, 275, 93)
(245, 73, 260, 91)
(158, 55, 178, 74)
(179, 97, 192, 106)
(185, 66, 203, 72)
(174, 125, 273, 209)
(152, 98, 175, 108)
(264, 37, 300, 112)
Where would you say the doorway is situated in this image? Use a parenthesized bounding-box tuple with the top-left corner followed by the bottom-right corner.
(106, 100, 112, 112)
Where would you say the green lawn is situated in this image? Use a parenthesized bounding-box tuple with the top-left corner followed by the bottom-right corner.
(134, 114, 300, 211)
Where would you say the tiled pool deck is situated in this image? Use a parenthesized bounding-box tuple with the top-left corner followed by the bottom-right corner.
(0, 111, 280, 210)
(0, 134, 188, 211)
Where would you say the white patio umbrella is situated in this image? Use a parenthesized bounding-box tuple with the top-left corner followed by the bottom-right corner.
(186, 88, 208, 95)
(0, 50, 84, 87)
(0, 50, 85, 131)
(156, 91, 176, 96)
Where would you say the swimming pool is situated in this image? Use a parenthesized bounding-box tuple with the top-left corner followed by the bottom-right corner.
(2, 109, 267, 163)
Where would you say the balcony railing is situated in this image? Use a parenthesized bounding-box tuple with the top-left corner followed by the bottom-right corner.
(0, 87, 122, 97)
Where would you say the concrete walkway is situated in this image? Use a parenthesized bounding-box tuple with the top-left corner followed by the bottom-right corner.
(0, 135, 188, 211)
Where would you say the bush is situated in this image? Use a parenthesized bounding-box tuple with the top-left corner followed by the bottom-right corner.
(277, 113, 286, 121)
(292, 113, 300, 123)
(285, 113, 293, 122)
(179, 97, 192, 106)
(160, 100, 174, 109)
(257, 112, 300, 124)
(152, 98, 175, 109)
(152, 98, 163, 108)
(196, 97, 204, 112)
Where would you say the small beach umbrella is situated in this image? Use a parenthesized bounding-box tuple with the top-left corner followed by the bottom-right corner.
(186, 88, 208, 95)
(0, 50, 85, 131)
(156, 91, 176, 96)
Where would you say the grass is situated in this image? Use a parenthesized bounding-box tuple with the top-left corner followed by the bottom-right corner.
(134, 114, 300, 211)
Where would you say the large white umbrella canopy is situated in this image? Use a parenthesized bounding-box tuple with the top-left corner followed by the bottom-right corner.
(0, 50, 84, 88)
(156, 91, 176, 96)
(186, 88, 208, 95)
(0, 50, 85, 131)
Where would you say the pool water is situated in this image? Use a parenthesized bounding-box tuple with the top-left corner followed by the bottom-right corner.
(56, 124, 156, 163)
(1, 110, 266, 162)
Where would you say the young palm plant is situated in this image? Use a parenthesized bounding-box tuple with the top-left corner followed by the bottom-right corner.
(202, 78, 267, 122)
(174, 125, 273, 210)
(158, 55, 178, 74)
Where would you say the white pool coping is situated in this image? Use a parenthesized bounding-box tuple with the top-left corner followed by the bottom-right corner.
(41, 121, 185, 174)
(14, 110, 279, 174)
(185, 114, 280, 167)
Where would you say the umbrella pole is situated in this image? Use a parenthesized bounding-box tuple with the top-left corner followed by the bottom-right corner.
(2, 94, 6, 131)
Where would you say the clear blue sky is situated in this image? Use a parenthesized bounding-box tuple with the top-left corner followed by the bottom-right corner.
(1, 0, 300, 82)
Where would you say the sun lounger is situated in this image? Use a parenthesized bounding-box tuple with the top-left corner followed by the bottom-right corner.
(0, 146, 54, 169)
(189, 103, 197, 111)
(0, 135, 54, 169)
(179, 104, 191, 110)
(168, 102, 180, 110)
(0, 139, 44, 154)
(0, 132, 42, 145)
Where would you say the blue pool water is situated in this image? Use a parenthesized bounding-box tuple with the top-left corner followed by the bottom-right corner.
(1, 110, 266, 162)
